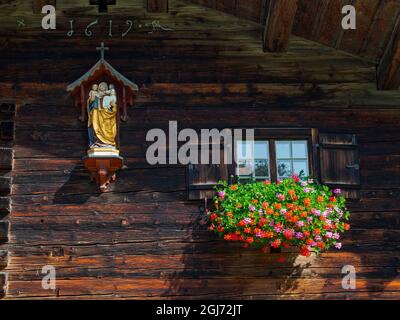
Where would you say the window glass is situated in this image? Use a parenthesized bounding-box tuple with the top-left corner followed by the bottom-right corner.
(293, 160, 308, 175)
(277, 160, 292, 178)
(254, 141, 269, 159)
(276, 140, 309, 179)
(292, 141, 307, 158)
(276, 141, 291, 158)
(237, 140, 269, 181)
(255, 159, 269, 178)
(237, 141, 253, 159)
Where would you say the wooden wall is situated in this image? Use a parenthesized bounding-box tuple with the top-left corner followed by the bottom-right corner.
(293, 0, 400, 64)
(187, 0, 400, 85)
(0, 0, 399, 299)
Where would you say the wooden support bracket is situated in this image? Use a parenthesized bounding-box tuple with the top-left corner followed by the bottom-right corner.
(84, 156, 123, 192)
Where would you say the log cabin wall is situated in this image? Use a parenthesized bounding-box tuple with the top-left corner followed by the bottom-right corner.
(0, 0, 399, 299)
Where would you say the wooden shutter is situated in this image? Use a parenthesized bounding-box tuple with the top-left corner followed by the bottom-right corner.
(187, 143, 233, 201)
(318, 133, 360, 199)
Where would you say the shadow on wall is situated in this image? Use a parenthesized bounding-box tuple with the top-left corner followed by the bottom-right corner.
(163, 206, 304, 299)
(53, 165, 102, 205)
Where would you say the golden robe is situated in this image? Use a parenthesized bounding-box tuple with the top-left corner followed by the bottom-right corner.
(88, 98, 117, 146)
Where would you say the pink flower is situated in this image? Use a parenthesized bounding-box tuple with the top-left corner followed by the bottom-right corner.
(295, 232, 303, 239)
(297, 221, 305, 227)
(218, 190, 225, 199)
(333, 188, 342, 195)
(335, 242, 342, 249)
(276, 193, 285, 201)
(325, 232, 333, 239)
(248, 205, 256, 212)
(243, 218, 252, 225)
(301, 181, 308, 187)
(312, 209, 321, 216)
(333, 233, 340, 240)
(314, 235, 322, 242)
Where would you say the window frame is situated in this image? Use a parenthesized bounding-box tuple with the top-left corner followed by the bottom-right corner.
(234, 128, 316, 183)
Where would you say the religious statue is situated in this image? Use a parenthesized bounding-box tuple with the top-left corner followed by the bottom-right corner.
(67, 43, 138, 192)
(87, 82, 118, 149)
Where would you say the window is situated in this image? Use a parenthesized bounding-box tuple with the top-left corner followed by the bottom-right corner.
(236, 137, 310, 182)
(236, 140, 270, 181)
(276, 141, 309, 179)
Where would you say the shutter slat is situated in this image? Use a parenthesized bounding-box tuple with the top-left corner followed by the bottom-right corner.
(187, 142, 231, 200)
(319, 133, 360, 199)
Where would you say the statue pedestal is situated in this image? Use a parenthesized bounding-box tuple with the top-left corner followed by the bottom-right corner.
(83, 149, 123, 192)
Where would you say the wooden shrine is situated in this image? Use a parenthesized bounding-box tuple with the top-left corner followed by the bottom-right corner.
(67, 43, 138, 192)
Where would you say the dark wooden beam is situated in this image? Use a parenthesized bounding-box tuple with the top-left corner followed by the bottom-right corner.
(147, 0, 168, 13)
(378, 14, 400, 90)
(263, 0, 298, 52)
(32, 0, 56, 14)
(0, 251, 8, 270)
(0, 148, 13, 171)
(0, 221, 9, 243)
(0, 272, 8, 298)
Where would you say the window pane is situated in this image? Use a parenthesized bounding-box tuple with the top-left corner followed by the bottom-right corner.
(237, 141, 253, 159)
(277, 160, 292, 178)
(276, 141, 291, 158)
(292, 141, 307, 158)
(255, 159, 269, 178)
(237, 159, 253, 178)
(293, 160, 309, 176)
(254, 141, 269, 159)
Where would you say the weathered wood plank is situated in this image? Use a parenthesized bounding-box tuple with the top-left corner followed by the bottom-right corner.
(0, 272, 8, 298)
(147, 0, 168, 12)
(378, 13, 400, 90)
(5, 277, 400, 299)
(360, 0, 400, 61)
(0, 220, 10, 243)
(263, 0, 298, 52)
(0, 197, 11, 215)
(0, 121, 14, 141)
(0, 177, 11, 196)
(0, 250, 8, 270)
(0, 148, 13, 170)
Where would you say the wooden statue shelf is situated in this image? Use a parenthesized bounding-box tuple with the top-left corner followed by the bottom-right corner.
(67, 43, 138, 192)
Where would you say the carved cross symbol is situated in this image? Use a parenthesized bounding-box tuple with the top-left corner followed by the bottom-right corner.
(90, 0, 116, 13)
(96, 42, 109, 60)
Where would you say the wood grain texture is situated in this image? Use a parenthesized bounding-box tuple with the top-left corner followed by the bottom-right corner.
(378, 13, 400, 90)
(263, 0, 298, 52)
(147, 0, 169, 12)
(0, 272, 8, 298)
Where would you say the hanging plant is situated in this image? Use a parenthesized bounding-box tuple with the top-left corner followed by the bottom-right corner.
(207, 175, 350, 257)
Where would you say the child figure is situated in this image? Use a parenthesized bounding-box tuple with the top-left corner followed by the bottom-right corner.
(102, 84, 117, 112)
(89, 84, 100, 103)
